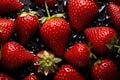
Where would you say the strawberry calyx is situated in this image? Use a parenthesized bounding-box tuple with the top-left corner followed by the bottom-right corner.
(106, 36, 120, 54)
(18, 11, 38, 17)
(93, 59, 101, 66)
(34, 50, 62, 76)
(40, 14, 64, 24)
(88, 42, 98, 67)
(39, 1, 64, 24)
(88, 42, 97, 59)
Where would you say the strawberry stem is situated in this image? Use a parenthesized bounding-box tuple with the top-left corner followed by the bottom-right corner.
(45, 1, 51, 18)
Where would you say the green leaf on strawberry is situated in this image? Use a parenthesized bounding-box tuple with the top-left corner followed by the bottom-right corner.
(106, 37, 118, 50)
(34, 50, 62, 76)
(39, 1, 64, 25)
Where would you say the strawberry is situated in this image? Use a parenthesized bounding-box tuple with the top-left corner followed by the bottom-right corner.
(0, 0, 23, 15)
(15, 11, 39, 44)
(23, 73, 39, 80)
(34, 50, 62, 76)
(40, 2, 71, 57)
(34, 0, 56, 7)
(68, 0, 98, 32)
(92, 59, 119, 80)
(64, 43, 90, 68)
(1, 41, 34, 70)
(84, 27, 117, 56)
(108, 3, 120, 31)
(40, 18, 71, 57)
(0, 18, 15, 44)
(0, 73, 13, 80)
(54, 64, 86, 80)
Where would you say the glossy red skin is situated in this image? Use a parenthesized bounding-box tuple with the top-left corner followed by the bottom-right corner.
(0, 0, 23, 15)
(92, 59, 119, 80)
(64, 43, 90, 68)
(0, 73, 13, 80)
(54, 65, 86, 80)
(34, 0, 56, 7)
(108, 3, 120, 31)
(33, 51, 53, 75)
(40, 18, 71, 57)
(1, 41, 34, 70)
(68, 0, 98, 32)
(84, 27, 117, 56)
(23, 73, 39, 80)
(15, 14, 39, 44)
(0, 18, 15, 44)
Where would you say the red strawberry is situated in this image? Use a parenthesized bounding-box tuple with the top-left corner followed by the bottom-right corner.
(108, 3, 120, 31)
(68, 0, 98, 32)
(40, 18, 71, 57)
(1, 41, 34, 70)
(92, 59, 119, 80)
(64, 43, 90, 68)
(54, 65, 86, 80)
(34, 50, 62, 76)
(84, 27, 117, 56)
(0, 0, 23, 15)
(34, 0, 56, 7)
(23, 73, 40, 80)
(0, 73, 13, 80)
(15, 11, 39, 44)
(0, 18, 15, 44)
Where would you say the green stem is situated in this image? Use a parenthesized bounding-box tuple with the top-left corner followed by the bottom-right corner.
(45, 1, 51, 18)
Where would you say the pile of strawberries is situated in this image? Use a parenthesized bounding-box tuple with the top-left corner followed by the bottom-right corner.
(0, 0, 120, 80)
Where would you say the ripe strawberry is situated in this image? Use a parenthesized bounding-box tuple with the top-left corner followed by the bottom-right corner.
(0, 0, 23, 15)
(15, 11, 39, 44)
(34, 0, 56, 7)
(108, 3, 120, 31)
(40, 18, 71, 57)
(68, 0, 98, 32)
(64, 43, 90, 68)
(23, 73, 40, 80)
(92, 59, 119, 80)
(1, 41, 34, 70)
(34, 50, 62, 76)
(54, 65, 86, 80)
(0, 18, 15, 44)
(84, 27, 117, 56)
(0, 73, 13, 80)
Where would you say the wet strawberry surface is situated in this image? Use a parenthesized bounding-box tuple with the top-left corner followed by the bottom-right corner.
(0, 0, 120, 80)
